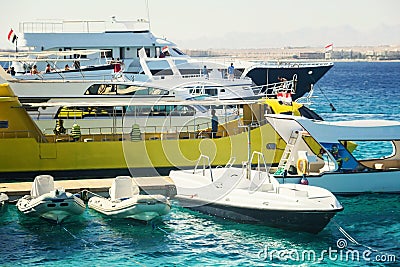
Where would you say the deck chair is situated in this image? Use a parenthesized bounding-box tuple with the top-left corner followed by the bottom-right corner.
(31, 175, 55, 198)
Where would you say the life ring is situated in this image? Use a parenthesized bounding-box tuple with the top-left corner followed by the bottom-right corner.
(297, 158, 308, 175)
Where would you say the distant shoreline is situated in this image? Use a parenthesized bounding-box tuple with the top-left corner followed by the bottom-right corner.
(185, 45, 400, 62)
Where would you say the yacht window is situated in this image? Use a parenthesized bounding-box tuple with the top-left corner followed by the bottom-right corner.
(55, 106, 114, 119)
(85, 84, 101, 95)
(120, 47, 125, 59)
(172, 48, 185, 56)
(149, 88, 169, 95)
(116, 85, 146, 95)
(101, 50, 113, 59)
(188, 86, 203, 95)
(205, 88, 218, 96)
(64, 47, 72, 59)
(137, 48, 150, 57)
(73, 49, 87, 59)
(349, 141, 394, 160)
(85, 84, 117, 95)
(0, 121, 8, 128)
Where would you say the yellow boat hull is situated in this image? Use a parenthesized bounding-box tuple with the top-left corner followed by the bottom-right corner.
(0, 83, 307, 180)
(0, 127, 283, 179)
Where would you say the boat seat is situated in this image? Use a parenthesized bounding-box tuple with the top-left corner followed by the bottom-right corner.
(31, 175, 55, 198)
(278, 187, 309, 198)
(259, 183, 274, 192)
(130, 124, 142, 141)
(109, 176, 140, 201)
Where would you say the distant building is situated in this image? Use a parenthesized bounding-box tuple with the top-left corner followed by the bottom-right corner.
(298, 52, 325, 60)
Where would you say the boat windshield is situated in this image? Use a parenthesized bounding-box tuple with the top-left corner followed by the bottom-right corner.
(55, 105, 196, 119)
(85, 84, 169, 96)
(349, 141, 394, 160)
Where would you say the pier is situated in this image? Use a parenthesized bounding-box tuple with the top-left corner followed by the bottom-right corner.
(0, 176, 176, 201)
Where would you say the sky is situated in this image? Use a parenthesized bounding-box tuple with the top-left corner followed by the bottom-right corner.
(1, 0, 399, 50)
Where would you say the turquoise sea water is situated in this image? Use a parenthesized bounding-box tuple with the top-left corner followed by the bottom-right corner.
(1, 62, 400, 266)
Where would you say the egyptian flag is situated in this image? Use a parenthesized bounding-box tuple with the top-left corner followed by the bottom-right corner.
(8, 29, 18, 44)
(325, 43, 333, 51)
(161, 46, 169, 53)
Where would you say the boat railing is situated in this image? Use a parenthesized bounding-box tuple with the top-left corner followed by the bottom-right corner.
(20, 19, 150, 33)
(18, 69, 116, 82)
(0, 130, 40, 139)
(152, 73, 252, 82)
(244, 151, 271, 187)
(225, 157, 236, 168)
(193, 154, 214, 182)
(258, 61, 334, 68)
(40, 121, 234, 142)
(251, 77, 297, 97)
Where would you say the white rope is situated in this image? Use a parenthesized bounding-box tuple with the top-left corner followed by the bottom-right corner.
(61, 225, 99, 249)
(332, 219, 378, 252)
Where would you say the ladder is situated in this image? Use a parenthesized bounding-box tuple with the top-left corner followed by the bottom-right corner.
(275, 130, 300, 175)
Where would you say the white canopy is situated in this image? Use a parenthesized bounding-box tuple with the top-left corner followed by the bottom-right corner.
(266, 114, 400, 142)
(24, 98, 259, 108)
(30, 175, 55, 198)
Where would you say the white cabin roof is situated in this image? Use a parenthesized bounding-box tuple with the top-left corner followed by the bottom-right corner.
(23, 31, 176, 50)
(265, 114, 400, 142)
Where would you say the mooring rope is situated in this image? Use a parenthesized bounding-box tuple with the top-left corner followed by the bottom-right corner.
(61, 225, 99, 249)
(332, 219, 378, 252)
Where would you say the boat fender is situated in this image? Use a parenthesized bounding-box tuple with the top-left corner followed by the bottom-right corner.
(297, 158, 308, 175)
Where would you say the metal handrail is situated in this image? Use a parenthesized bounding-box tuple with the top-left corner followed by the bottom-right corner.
(249, 151, 270, 183)
(193, 154, 214, 182)
(17, 67, 116, 82)
(20, 19, 150, 33)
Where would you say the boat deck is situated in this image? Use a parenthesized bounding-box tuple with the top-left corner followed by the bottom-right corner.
(0, 176, 176, 201)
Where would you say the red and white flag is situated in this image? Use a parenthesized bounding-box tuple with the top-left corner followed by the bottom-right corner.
(7, 29, 18, 44)
(161, 46, 169, 53)
(325, 43, 333, 51)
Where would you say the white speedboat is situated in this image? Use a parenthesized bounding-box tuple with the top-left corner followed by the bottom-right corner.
(16, 175, 86, 223)
(88, 176, 171, 221)
(266, 114, 400, 194)
(169, 153, 343, 234)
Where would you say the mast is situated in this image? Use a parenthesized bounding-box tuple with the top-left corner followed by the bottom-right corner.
(146, 0, 151, 31)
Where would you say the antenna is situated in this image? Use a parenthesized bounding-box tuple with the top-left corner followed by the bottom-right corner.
(146, 0, 151, 31)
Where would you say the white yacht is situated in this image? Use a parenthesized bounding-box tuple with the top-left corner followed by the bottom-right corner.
(7, 18, 333, 100)
(0, 63, 266, 103)
(266, 114, 400, 194)
(0, 47, 297, 103)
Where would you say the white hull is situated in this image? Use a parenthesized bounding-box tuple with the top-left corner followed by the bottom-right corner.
(88, 195, 170, 221)
(265, 114, 400, 195)
(276, 171, 400, 194)
(17, 190, 85, 222)
(169, 161, 343, 233)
